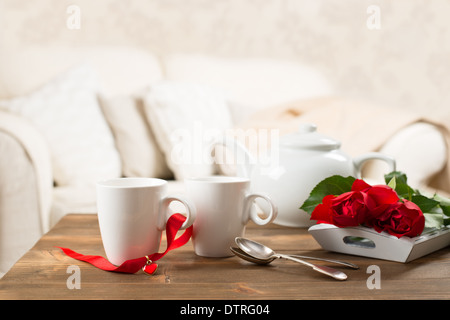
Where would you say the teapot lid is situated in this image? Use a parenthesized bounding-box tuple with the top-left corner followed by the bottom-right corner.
(280, 124, 341, 150)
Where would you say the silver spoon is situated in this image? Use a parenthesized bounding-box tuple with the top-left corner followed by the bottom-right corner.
(230, 247, 359, 269)
(231, 247, 275, 265)
(235, 237, 348, 281)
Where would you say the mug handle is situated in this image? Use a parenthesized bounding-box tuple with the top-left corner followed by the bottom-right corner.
(353, 152, 396, 179)
(244, 193, 278, 226)
(158, 195, 197, 231)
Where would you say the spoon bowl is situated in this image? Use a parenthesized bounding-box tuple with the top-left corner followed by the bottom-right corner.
(230, 247, 275, 265)
(235, 237, 348, 281)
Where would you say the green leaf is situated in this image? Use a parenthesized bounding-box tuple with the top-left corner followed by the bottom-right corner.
(444, 216, 450, 226)
(433, 194, 450, 226)
(384, 171, 415, 200)
(387, 176, 396, 190)
(411, 194, 439, 213)
(384, 171, 408, 186)
(300, 175, 356, 215)
(433, 194, 450, 215)
(424, 212, 444, 230)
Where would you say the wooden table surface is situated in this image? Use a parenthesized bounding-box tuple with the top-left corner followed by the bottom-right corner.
(1, 214, 449, 301)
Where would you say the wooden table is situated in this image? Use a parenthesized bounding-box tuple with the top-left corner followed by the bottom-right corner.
(1, 214, 449, 302)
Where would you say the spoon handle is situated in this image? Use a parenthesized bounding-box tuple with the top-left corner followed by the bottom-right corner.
(288, 254, 359, 269)
(278, 254, 347, 281)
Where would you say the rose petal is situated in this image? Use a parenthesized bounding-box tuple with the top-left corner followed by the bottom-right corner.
(310, 194, 335, 224)
(351, 179, 372, 192)
(367, 185, 399, 204)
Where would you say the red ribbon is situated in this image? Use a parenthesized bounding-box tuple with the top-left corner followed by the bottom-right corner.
(57, 213, 192, 274)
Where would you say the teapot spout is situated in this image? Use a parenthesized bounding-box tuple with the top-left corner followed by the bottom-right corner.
(211, 136, 256, 178)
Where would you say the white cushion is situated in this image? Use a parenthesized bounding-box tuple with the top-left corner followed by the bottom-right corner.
(164, 54, 334, 116)
(366, 122, 447, 189)
(142, 81, 234, 179)
(98, 94, 172, 179)
(0, 64, 121, 187)
(0, 45, 164, 99)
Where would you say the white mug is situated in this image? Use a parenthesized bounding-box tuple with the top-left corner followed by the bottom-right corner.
(185, 176, 278, 257)
(96, 177, 196, 266)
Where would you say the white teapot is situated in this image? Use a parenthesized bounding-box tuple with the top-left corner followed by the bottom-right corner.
(216, 123, 396, 227)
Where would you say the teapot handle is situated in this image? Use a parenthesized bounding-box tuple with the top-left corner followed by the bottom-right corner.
(353, 152, 396, 179)
(210, 136, 256, 178)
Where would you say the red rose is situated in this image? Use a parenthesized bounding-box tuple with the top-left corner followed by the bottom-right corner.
(352, 179, 400, 214)
(309, 177, 426, 239)
(370, 200, 425, 238)
(310, 179, 399, 228)
(310, 192, 367, 227)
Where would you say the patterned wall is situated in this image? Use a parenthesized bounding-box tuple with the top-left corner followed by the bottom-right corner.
(1, 0, 450, 121)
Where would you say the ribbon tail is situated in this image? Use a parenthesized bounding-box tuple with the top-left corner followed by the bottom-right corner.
(57, 213, 193, 274)
(56, 246, 147, 273)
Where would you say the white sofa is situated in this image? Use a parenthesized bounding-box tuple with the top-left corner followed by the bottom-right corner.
(0, 46, 447, 277)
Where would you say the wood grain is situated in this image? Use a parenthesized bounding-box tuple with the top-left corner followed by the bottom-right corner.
(0, 214, 449, 300)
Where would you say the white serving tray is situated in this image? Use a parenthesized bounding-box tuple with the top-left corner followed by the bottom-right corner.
(308, 224, 450, 263)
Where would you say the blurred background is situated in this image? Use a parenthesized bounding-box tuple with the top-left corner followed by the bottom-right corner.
(1, 0, 449, 120)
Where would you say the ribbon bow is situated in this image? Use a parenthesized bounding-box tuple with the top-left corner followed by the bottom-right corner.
(57, 213, 192, 275)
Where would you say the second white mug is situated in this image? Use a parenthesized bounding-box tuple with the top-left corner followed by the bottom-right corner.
(185, 176, 278, 257)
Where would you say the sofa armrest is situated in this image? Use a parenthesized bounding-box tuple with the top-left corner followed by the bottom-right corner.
(0, 110, 53, 232)
(0, 110, 53, 276)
